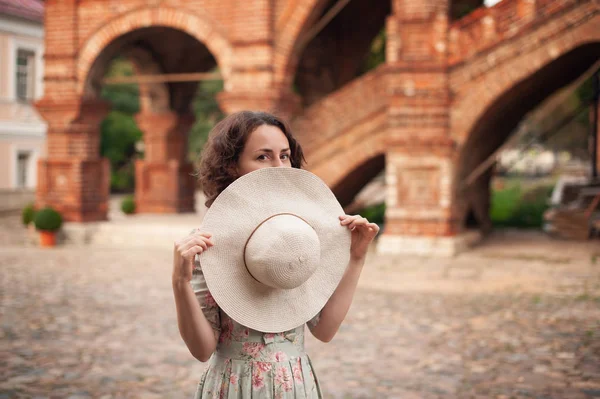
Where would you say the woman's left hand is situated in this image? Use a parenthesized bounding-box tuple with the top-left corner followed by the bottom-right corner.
(339, 214, 380, 261)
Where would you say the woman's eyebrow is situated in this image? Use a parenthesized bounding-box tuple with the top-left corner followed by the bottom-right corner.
(254, 148, 290, 153)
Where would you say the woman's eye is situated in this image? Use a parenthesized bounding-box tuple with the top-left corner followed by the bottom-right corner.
(257, 154, 268, 161)
(281, 154, 290, 160)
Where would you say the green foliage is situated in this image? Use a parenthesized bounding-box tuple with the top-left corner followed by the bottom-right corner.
(490, 180, 553, 228)
(100, 57, 139, 114)
(99, 57, 142, 192)
(21, 202, 36, 226)
(110, 163, 136, 193)
(100, 111, 142, 166)
(121, 195, 136, 214)
(188, 77, 225, 162)
(359, 28, 386, 75)
(359, 203, 386, 225)
(34, 207, 63, 232)
(99, 57, 224, 191)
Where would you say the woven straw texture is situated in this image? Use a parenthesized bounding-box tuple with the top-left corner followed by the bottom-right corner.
(198, 167, 351, 333)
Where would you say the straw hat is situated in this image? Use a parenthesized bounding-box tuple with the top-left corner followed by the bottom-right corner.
(197, 167, 351, 333)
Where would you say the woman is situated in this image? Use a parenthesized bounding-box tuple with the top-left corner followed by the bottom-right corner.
(172, 111, 379, 398)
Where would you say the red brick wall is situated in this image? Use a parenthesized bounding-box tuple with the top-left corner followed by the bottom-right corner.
(37, 0, 599, 240)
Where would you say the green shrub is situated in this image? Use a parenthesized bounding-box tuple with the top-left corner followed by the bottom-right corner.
(33, 207, 63, 232)
(359, 203, 386, 225)
(21, 203, 36, 226)
(110, 167, 135, 193)
(121, 196, 136, 215)
(490, 181, 552, 228)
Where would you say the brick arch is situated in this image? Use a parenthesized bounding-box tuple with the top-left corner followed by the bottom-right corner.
(450, 16, 600, 144)
(451, 28, 600, 232)
(273, 0, 329, 86)
(303, 108, 388, 206)
(77, 6, 234, 95)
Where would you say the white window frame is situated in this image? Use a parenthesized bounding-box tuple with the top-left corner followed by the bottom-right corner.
(10, 144, 39, 189)
(7, 37, 44, 102)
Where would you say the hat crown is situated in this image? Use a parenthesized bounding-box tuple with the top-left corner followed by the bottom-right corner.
(244, 214, 320, 290)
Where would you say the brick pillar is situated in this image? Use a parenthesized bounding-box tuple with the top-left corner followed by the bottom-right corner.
(134, 112, 196, 213)
(378, 0, 471, 256)
(216, 0, 301, 119)
(36, 99, 111, 222)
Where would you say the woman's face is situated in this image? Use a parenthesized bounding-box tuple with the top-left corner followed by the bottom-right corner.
(237, 124, 292, 176)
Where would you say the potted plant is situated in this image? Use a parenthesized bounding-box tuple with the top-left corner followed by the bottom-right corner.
(33, 207, 63, 247)
(22, 202, 37, 229)
(121, 195, 136, 215)
(21, 203, 38, 244)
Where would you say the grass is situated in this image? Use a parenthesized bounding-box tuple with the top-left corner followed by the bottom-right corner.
(357, 177, 555, 230)
(490, 178, 554, 228)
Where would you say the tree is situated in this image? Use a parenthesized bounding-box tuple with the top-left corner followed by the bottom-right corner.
(100, 57, 141, 192)
(188, 76, 225, 163)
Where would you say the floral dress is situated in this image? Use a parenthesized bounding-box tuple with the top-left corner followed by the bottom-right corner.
(190, 259, 323, 399)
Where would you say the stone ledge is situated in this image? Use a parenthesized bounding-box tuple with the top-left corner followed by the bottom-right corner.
(376, 230, 482, 257)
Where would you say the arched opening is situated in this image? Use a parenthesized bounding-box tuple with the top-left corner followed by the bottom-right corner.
(456, 43, 600, 234)
(84, 26, 223, 215)
(333, 154, 385, 212)
(451, 0, 485, 19)
(292, 0, 391, 107)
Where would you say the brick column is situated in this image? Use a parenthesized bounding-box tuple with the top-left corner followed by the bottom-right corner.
(378, 0, 473, 256)
(134, 112, 195, 213)
(36, 99, 111, 222)
(215, 0, 301, 119)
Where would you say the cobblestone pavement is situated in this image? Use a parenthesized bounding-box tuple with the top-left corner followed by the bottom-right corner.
(1, 216, 599, 398)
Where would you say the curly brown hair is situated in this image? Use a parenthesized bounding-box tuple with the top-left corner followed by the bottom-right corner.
(197, 111, 306, 208)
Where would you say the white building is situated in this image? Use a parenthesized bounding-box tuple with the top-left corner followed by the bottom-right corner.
(0, 0, 45, 195)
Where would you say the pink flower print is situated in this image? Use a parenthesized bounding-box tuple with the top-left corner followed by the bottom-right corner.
(292, 362, 303, 384)
(275, 366, 293, 392)
(204, 292, 217, 307)
(218, 317, 234, 344)
(272, 351, 288, 362)
(264, 333, 275, 340)
(242, 342, 265, 358)
(257, 362, 272, 373)
(235, 327, 249, 340)
(230, 374, 238, 385)
(252, 368, 265, 390)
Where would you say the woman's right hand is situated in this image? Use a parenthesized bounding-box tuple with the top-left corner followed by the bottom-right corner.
(173, 230, 214, 284)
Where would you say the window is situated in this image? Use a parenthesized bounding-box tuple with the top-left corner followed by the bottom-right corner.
(17, 151, 31, 188)
(16, 49, 35, 102)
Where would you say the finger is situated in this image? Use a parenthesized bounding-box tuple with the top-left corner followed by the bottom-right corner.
(341, 215, 360, 225)
(348, 217, 368, 228)
(179, 236, 211, 253)
(183, 245, 206, 259)
(176, 231, 212, 248)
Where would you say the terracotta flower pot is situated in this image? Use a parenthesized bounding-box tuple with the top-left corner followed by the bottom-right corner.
(39, 230, 57, 247)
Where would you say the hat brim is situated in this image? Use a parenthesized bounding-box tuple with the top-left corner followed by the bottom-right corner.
(198, 167, 351, 333)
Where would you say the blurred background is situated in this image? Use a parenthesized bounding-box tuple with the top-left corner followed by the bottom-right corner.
(0, 0, 599, 398)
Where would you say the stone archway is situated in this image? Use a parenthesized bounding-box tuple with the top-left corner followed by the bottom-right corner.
(77, 7, 233, 95)
(453, 39, 600, 233)
(37, 8, 234, 221)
